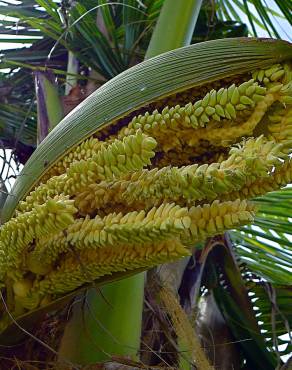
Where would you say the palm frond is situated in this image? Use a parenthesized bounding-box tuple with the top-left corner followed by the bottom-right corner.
(199, 238, 280, 369)
(231, 188, 292, 284)
(198, 237, 290, 368)
(217, 0, 292, 40)
(227, 188, 292, 363)
(246, 281, 292, 357)
(0, 1, 44, 18)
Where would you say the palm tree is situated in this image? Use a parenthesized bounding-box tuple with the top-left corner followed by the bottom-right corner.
(0, 1, 291, 369)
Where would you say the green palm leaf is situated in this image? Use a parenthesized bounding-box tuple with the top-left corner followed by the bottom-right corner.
(246, 282, 292, 356)
(231, 188, 292, 284)
(229, 188, 292, 363)
(217, 0, 292, 39)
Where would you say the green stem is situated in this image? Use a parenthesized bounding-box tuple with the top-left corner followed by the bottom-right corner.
(58, 275, 145, 365)
(34, 71, 64, 144)
(145, 0, 203, 59)
(0, 179, 8, 219)
(65, 51, 79, 95)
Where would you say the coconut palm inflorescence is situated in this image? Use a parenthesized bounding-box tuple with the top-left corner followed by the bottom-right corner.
(0, 39, 291, 331)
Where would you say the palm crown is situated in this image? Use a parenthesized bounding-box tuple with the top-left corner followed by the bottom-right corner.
(0, 1, 291, 369)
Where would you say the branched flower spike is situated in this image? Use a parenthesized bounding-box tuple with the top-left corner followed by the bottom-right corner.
(118, 80, 269, 151)
(26, 200, 255, 273)
(21, 240, 190, 309)
(0, 196, 77, 280)
(41, 137, 104, 182)
(0, 41, 291, 326)
(16, 130, 157, 213)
